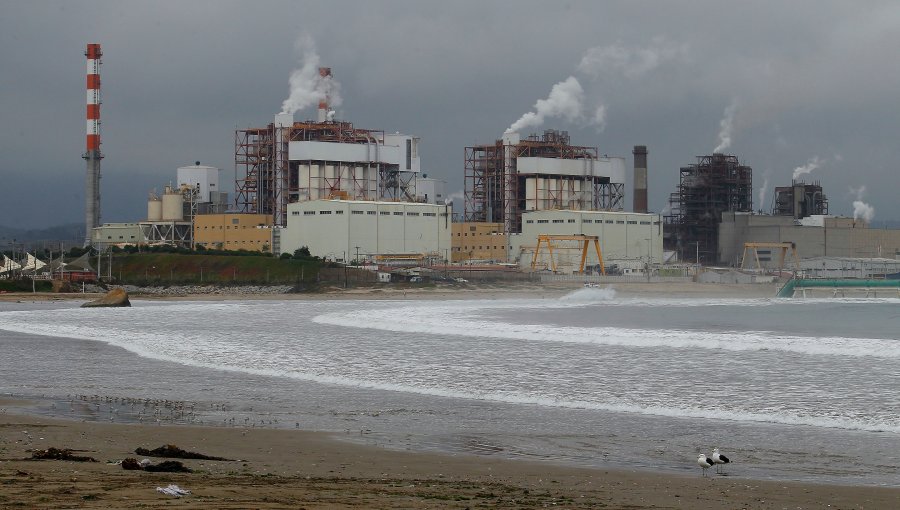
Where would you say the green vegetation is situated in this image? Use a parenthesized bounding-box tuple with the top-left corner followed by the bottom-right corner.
(107, 252, 321, 285)
(0, 279, 53, 292)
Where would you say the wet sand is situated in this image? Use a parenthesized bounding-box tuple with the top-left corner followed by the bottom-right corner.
(0, 407, 896, 509)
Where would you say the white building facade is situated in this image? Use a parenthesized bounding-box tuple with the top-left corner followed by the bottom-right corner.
(281, 199, 452, 262)
(510, 210, 663, 271)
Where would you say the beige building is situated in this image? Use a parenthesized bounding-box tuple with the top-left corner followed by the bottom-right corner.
(194, 214, 273, 252)
(452, 222, 508, 263)
(719, 212, 900, 267)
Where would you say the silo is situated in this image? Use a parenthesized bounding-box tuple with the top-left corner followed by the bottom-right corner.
(147, 193, 163, 221)
(161, 185, 184, 221)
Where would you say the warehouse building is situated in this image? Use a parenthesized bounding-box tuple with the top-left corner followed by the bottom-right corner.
(510, 210, 663, 272)
(280, 199, 451, 262)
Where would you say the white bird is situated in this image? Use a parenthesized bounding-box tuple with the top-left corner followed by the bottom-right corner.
(697, 453, 714, 476)
(712, 447, 731, 474)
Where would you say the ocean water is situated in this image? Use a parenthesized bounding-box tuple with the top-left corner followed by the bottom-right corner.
(0, 288, 898, 486)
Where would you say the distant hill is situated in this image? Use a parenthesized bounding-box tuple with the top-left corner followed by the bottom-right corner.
(0, 223, 83, 245)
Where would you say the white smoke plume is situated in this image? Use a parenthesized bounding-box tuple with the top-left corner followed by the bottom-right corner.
(849, 185, 875, 223)
(591, 104, 607, 132)
(791, 156, 822, 181)
(280, 35, 343, 116)
(506, 76, 586, 134)
(757, 170, 771, 210)
(577, 38, 687, 79)
(713, 101, 739, 153)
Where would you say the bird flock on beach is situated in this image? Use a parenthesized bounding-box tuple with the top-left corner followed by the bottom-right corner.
(697, 448, 731, 476)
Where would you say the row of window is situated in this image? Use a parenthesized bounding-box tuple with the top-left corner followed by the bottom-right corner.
(197, 225, 256, 229)
(292, 210, 447, 217)
(526, 219, 660, 225)
(455, 232, 504, 237)
(453, 246, 504, 251)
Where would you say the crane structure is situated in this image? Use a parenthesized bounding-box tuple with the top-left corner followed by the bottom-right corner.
(739, 242, 799, 272)
(531, 235, 605, 275)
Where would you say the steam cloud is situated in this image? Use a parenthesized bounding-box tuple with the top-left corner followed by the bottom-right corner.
(713, 101, 739, 153)
(850, 185, 875, 223)
(280, 35, 343, 116)
(757, 170, 771, 210)
(791, 156, 822, 181)
(577, 38, 687, 79)
(506, 76, 588, 133)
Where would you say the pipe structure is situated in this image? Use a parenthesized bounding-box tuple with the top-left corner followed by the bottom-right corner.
(633, 145, 648, 213)
(83, 43, 103, 246)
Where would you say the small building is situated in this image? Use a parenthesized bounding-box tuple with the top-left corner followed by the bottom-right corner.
(280, 199, 451, 262)
(194, 213, 274, 252)
(451, 222, 507, 263)
(91, 223, 143, 249)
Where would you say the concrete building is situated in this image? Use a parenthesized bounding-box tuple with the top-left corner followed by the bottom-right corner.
(280, 199, 451, 262)
(719, 212, 900, 268)
(415, 174, 447, 205)
(194, 213, 273, 252)
(510, 210, 663, 271)
(91, 223, 142, 248)
(177, 163, 220, 203)
(452, 222, 507, 263)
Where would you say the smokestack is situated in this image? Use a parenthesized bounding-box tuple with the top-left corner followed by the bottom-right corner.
(633, 145, 648, 213)
(83, 43, 103, 247)
(317, 67, 331, 122)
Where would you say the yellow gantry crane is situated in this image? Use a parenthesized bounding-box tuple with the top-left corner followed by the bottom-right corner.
(531, 235, 605, 275)
(739, 242, 799, 272)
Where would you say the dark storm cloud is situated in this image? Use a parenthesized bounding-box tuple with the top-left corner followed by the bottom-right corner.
(2, 1, 899, 228)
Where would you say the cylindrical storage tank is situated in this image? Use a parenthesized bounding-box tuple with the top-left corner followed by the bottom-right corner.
(147, 198, 163, 221)
(162, 187, 184, 221)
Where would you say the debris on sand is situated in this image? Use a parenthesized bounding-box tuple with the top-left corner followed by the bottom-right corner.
(144, 460, 192, 473)
(135, 444, 230, 461)
(29, 447, 97, 462)
(120, 457, 192, 472)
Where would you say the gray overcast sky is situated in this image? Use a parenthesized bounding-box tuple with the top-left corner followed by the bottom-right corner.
(2, 0, 899, 228)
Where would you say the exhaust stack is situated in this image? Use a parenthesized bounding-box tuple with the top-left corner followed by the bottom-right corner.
(83, 43, 103, 246)
(633, 145, 648, 213)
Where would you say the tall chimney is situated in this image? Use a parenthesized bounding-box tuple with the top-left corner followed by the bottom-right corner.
(83, 43, 103, 246)
(317, 67, 332, 122)
(633, 145, 648, 213)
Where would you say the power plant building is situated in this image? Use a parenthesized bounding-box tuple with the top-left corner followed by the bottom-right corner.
(452, 222, 507, 263)
(464, 130, 626, 234)
(280, 199, 451, 262)
(664, 153, 753, 264)
(235, 110, 421, 227)
(719, 212, 900, 268)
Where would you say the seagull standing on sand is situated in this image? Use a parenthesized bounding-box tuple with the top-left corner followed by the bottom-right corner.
(697, 453, 714, 476)
(712, 447, 731, 474)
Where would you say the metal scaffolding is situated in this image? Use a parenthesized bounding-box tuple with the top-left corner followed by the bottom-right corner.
(235, 120, 415, 226)
(464, 130, 623, 234)
(664, 153, 753, 264)
(773, 181, 828, 218)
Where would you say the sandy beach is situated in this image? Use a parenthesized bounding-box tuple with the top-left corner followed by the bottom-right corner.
(3, 282, 897, 508)
(1, 403, 898, 509)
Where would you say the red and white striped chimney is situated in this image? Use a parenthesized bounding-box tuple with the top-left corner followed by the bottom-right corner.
(83, 43, 103, 246)
(317, 67, 332, 122)
(86, 44, 102, 153)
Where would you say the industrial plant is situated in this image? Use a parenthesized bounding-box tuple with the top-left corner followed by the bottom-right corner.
(8, 44, 900, 291)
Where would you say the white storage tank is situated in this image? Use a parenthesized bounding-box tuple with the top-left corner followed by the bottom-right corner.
(161, 185, 184, 221)
(147, 193, 163, 221)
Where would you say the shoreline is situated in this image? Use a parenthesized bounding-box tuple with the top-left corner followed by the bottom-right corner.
(0, 280, 780, 303)
(1, 401, 898, 508)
